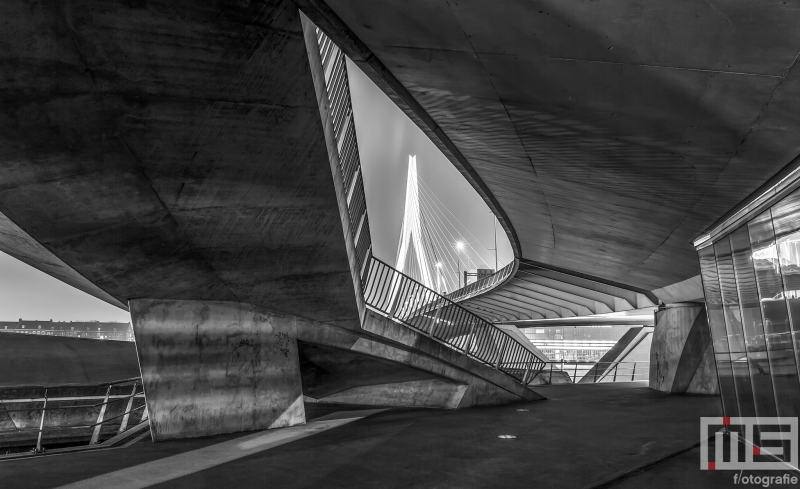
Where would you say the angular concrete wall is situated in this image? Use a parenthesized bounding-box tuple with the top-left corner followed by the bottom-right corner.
(310, 378, 522, 409)
(649, 303, 718, 395)
(130, 299, 305, 441)
(0, 333, 139, 387)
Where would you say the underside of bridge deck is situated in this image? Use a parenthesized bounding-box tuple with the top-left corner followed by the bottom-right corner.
(299, 0, 800, 293)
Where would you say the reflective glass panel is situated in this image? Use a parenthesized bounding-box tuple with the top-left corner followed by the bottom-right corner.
(767, 190, 800, 419)
(748, 209, 800, 420)
(730, 227, 778, 419)
(716, 238, 755, 417)
(699, 244, 739, 416)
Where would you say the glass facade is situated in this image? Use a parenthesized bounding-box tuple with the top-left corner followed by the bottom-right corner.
(699, 188, 800, 421)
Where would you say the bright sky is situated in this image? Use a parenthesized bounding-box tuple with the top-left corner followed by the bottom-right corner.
(0, 251, 131, 322)
(347, 58, 513, 271)
(0, 55, 511, 323)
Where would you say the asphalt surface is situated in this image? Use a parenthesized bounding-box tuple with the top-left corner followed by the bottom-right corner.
(1, 383, 740, 488)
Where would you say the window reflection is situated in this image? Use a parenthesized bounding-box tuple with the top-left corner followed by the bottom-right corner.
(699, 244, 739, 416)
(715, 238, 756, 417)
(730, 227, 778, 421)
(748, 208, 800, 420)
(700, 188, 800, 424)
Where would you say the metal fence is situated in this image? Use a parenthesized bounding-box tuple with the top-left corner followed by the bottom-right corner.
(361, 255, 545, 383)
(444, 261, 516, 304)
(0, 377, 148, 453)
(538, 361, 650, 384)
(315, 28, 372, 274)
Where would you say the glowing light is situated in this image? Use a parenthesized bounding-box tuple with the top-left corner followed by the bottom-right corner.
(436, 262, 442, 268)
(456, 241, 464, 250)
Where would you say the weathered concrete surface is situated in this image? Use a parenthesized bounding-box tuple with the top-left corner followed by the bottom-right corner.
(649, 303, 718, 394)
(360, 310, 544, 402)
(129, 299, 305, 441)
(0, 0, 359, 329)
(298, 341, 444, 399)
(293, 310, 545, 405)
(651, 275, 705, 304)
(301, 0, 800, 293)
(311, 378, 523, 409)
(311, 379, 469, 408)
(0, 333, 139, 386)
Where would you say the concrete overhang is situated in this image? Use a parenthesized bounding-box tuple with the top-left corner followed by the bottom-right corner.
(299, 0, 800, 293)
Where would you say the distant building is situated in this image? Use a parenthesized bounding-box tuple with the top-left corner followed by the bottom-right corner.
(0, 319, 134, 341)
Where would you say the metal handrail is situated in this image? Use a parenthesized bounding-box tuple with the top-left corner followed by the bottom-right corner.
(539, 361, 650, 384)
(315, 28, 372, 274)
(361, 254, 545, 383)
(444, 261, 516, 304)
(0, 376, 143, 391)
(0, 377, 148, 453)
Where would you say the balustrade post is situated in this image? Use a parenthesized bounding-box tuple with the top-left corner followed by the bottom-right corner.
(522, 363, 532, 385)
(631, 362, 636, 381)
(613, 363, 618, 382)
(118, 380, 139, 434)
(574, 362, 578, 382)
(464, 322, 476, 355)
(495, 337, 508, 370)
(386, 278, 405, 319)
(549, 362, 553, 383)
(90, 384, 113, 445)
(34, 388, 48, 453)
(428, 298, 444, 338)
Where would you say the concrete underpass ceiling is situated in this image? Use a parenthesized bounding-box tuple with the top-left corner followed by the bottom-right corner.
(310, 0, 800, 290)
(0, 1, 360, 328)
(458, 260, 657, 322)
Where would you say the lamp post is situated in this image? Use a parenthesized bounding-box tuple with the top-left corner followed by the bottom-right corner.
(435, 262, 443, 294)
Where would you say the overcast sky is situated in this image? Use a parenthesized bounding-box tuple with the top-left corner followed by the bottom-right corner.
(0, 56, 511, 323)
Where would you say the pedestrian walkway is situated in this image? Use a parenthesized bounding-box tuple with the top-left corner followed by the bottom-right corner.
(2, 383, 726, 488)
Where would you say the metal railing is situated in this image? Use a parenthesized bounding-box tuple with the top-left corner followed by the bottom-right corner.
(0, 377, 148, 453)
(361, 255, 545, 383)
(445, 261, 516, 304)
(315, 28, 372, 273)
(313, 28, 542, 385)
(536, 361, 650, 384)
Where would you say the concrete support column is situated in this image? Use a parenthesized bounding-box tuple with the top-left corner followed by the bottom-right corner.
(129, 299, 305, 441)
(649, 303, 718, 394)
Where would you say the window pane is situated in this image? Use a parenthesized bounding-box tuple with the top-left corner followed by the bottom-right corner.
(768, 191, 800, 422)
(730, 227, 778, 419)
(716, 237, 755, 417)
(699, 244, 739, 416)
(748, 209, 800, 420)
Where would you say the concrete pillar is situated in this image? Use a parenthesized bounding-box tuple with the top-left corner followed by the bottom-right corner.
(649, 303, 718, 394)
(129, 299, 305, 441)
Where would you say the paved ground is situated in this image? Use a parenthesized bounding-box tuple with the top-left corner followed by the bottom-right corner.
(1, 382, 760, 488)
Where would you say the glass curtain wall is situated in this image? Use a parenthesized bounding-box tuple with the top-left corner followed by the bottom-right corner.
(699, 187, 800, 421)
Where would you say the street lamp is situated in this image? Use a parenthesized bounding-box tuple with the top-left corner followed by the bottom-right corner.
(435, 262, 443, 294)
